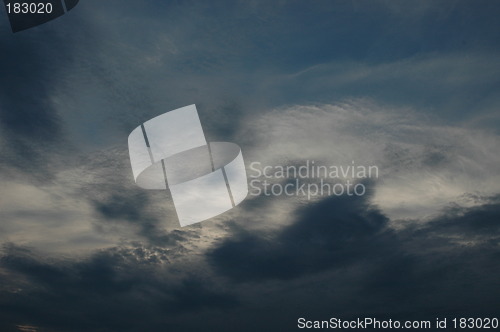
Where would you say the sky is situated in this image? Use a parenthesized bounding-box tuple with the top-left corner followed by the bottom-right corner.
(0, 0, 499, 331)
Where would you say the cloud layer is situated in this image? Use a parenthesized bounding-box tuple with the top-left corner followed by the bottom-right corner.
(0, 0, 499, 331)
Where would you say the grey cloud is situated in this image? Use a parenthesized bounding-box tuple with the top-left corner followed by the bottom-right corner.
(78, 147, 189, 245)
(0, 26, 79, 182)
(1, 1, 500, 330)
(208, 185, 393, 281)
(0, 243, 238, 332)
(207, 192, 500, 322)
(90, 190, 190, 246)
(402, 195, 500, 243)
(240, 101, 500, 221)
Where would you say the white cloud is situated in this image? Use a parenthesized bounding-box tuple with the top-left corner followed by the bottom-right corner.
(240, 100, 500, 222)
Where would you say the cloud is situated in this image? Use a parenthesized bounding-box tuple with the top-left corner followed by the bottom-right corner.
(0, 189, 500, 331)
(1, 1, 500, 330)
(207, 193, 500, 321)
(208, 188, 392, 281)
(237, 101, 500, 221)
(2, 95, 499, 255)
(0, 9, 106, 182)
(0, 243, 238, 332)
(3, 191, 498, 331)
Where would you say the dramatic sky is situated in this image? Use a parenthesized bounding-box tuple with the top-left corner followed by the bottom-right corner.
(1, 1, 500, 331)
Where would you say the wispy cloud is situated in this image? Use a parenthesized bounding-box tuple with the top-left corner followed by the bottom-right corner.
(240, 100, 500, 221)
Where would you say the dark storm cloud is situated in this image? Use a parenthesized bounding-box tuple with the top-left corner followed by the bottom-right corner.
(208, 191, 500, 318)
(411, 194, 500, 237)
(0, 243, 238, 332)
(359, 198, 500, 318)
(208, 186, 393, 281)
(1, 193, 499, 331)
